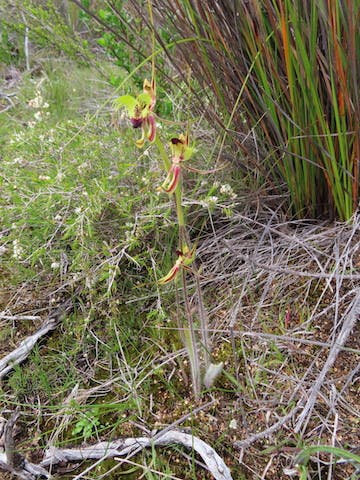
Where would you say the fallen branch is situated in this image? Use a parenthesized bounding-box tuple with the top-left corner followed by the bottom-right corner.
(0, 412, 50, 479)
(0, 298, 74, 380)
(0, 407, 232, 480)
(41, 430, 233, 480)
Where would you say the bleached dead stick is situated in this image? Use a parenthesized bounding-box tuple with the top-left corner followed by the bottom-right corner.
(41, 430, 233, 480)
(0, 299, 74, 380)
(0, 413, 50, 480)
(0, 314, 41, 321)
(0, 318, 58, 380)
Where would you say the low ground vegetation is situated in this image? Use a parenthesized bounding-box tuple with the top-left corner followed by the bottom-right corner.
(0, 3, 359, 479)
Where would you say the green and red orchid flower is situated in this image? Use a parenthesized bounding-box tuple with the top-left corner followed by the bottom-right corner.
(158, 133, 223, 194)
(159, 133, 195, 194)
(158, 243, 196, 284)
(115, 79, 156, 148)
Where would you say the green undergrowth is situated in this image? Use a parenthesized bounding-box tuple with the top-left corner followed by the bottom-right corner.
(0, 59, 237, 479)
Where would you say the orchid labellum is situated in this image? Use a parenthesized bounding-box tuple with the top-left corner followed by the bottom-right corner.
(158, 244, 196, 284)
(159, 133, 195, 194)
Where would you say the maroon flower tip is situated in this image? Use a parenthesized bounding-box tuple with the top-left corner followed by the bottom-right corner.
(171, 138, 182, 145)
(130, 118, 143, 129)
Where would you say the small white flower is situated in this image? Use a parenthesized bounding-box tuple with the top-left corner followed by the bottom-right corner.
(51, 262, 60, 270)
(220, 184, 230, 194)
(13, 157, 25, 165)
(229, 419, 238, 430)
(28, 96, 42, 108)
(34, 111, 43, 121)
(12, 239, 23, 259)
(75, 207, 82, 214)
(39, 175, 51, 181)
(208, 195, 218, 204)
(77, 162, 89, 173)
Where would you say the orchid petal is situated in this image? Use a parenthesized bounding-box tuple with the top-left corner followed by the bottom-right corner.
(170, 134, 194, 161)
(183, 146, 195, 161)
(143, 78, 156, 109)
(135, 127, 146, 148)
(182, 244, 196, 266)
(146, 115, 156, 142)
(158, 263, 180, 284)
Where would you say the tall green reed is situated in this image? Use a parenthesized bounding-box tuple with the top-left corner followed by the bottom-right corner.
(149, 0, 359, 220)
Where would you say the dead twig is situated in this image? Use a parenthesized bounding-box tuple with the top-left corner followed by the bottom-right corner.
(234, 405, 303, 450)
(0, 412, 50, 479)
(41, 429, 233, 480)
(222, 244, 360, 280)
(0, 298, 74, 380)
(294, 292, 360, 434)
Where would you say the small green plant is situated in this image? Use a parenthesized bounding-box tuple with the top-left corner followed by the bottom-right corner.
(295, 445, 360, 480)
(72, 406, 102, 441)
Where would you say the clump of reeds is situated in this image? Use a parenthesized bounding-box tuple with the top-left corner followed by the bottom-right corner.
(148, 0, 359, 220)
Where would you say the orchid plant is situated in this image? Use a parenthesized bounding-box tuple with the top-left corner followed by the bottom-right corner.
(115, 70, 222, 397)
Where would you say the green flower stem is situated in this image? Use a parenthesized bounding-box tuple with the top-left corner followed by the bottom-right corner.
(154, 134, 171, 171)
(154, 133, 202, 396)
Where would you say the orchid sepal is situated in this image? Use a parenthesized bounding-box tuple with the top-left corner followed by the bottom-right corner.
(158, 258, 181, 284)
(158, 244, 196, 285)
(159, 164, 181, 194)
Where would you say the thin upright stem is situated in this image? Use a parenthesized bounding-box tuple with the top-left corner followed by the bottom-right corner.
(182, 269, 201, 398)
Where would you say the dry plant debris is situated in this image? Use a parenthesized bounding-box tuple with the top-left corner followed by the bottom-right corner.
(0, 211, 359, 479)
